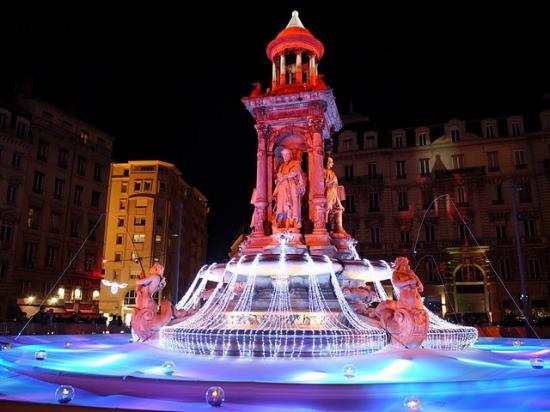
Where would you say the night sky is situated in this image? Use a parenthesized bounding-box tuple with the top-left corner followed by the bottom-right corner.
(2, 3, 549, 261)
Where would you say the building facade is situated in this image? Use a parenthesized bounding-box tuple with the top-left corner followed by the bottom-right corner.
(333, 109, 550, 323)
(99, 161, 208, 323)
(0, 97, 114, 319)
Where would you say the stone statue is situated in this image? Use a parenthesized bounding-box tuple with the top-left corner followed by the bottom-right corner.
(324, 157, 346, 234)
(131, 263, 193, 341)
(250, 81, 262, 97)
(362, 256, 429, 349)
(272, 148, 305, 230)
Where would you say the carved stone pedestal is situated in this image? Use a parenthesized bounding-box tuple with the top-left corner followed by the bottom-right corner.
(305, 233, 337, 257)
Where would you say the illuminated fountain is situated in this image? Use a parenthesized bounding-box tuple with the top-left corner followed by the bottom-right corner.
(159, 11, 476, 357)
(1, 11, 549, 412)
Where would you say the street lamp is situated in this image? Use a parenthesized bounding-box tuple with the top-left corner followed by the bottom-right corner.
(509, 179, 529, 326)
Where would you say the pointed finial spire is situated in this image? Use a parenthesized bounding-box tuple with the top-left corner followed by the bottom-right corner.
(286, 10, 305, 28)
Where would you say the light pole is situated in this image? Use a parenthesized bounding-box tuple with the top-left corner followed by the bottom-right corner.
(172, 202, 183, 305)
(509, 179, 529, 325)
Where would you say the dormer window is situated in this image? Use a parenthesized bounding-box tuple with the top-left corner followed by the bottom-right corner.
(415, 127, 430, 146)
(446, 119, 464, 143)
(539, 110, 550, 130)
(450, 128, 460, 142)
(342, 138, 352, 151)
(507, 116, 524, 136)
(363, 132, 378, 149)
(481, 119, 498, 138)
(392, 129, 406, 148)
(80, 130, 89, 143)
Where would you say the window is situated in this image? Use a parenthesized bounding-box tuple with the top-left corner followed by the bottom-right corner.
(88, 220, 97, 241)
(119, 199, 127, 210)
(451, 154, 464, 170)
(37, 140, 49, 161)
(156, 218, 163, 226)
(23, 242, 37, 266)
(0, 223, 12, 244)
(450, 128, 460, 142)
(344, 165, 354, 181)
(121, 182, 128, 193)
(514, 150, 526, 168)
(0, 261, 8, 279)
(485, 124, 496, 137)
(528, 259, 542, 280)
(401, 230, 410, 243)
(511, 122, 521, 136)
(159, 182, 166, 192)
(12, 152, 23, 168)
(114, 253, 122, 262)
(117, 217, 125, 227)
(70, 217, 80, 237)
(418, 133, 427, 146)
(0, 111, 8, 129)
(422, 190, 433, 209)
(459, 224, 471, 240)
(144, 180, 153, 191)
(345, 194, 355, 213)
(77, 156, 86, 176)
(134, 180, 142, 192)
(370, 227, 380, 244)
(419, 158, 430, 176)
(456, 186, 467, 205)
(91, 191, 100, 208)
(27, 207, 41, 229)
(365, 136, 377, 149)
(367, 163, 377, 179)
(487, 151, 499, 171)
(518, 181, 532, 203)
(84, 253, 94, 272)
(136, 198, 147, 208)
(16, 120, 28, 137)
(67, 249, 77, 270)
(6, 184, 17, 203)
(134, 216, 146, 226)
(368, 192, 379, 212)
(46, 246, 57, 267)
(396, 160, 406, 178)
(124, 290, 137, 305)
(50, 212, 61, 233)
(496, 225, 507, 239)
(425, 225, 435, 242)
(54, 178, 65, 200)
(493, 184, 503, 204)
(498, 258, 512, 281)
(32, 171, 46, 194)
(155, 235, 162, 243)
(133, 233, 145, 243)
(398, 190, 408, 211)
(74, 185, 83, 205)
(80, 130, 89, 143)
(342, 139, 352, 151)
(58, 148, 68, 168)
(394, 135, 404, 148)
(94, 163, 102, 182)
(524, 219, 536, 237)
(116, 234, 123, 245)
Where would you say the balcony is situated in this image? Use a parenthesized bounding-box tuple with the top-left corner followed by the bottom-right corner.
(434, 166, 486, 178)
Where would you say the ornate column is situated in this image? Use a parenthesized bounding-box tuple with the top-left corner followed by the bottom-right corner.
(252, 124, 269, 236)
(280, 54, 286, 86)
(272, 61, 277, 90)
(310, 55, 317, 85)
(308, 117, 327, 234)
(296, 50, 303, 84)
